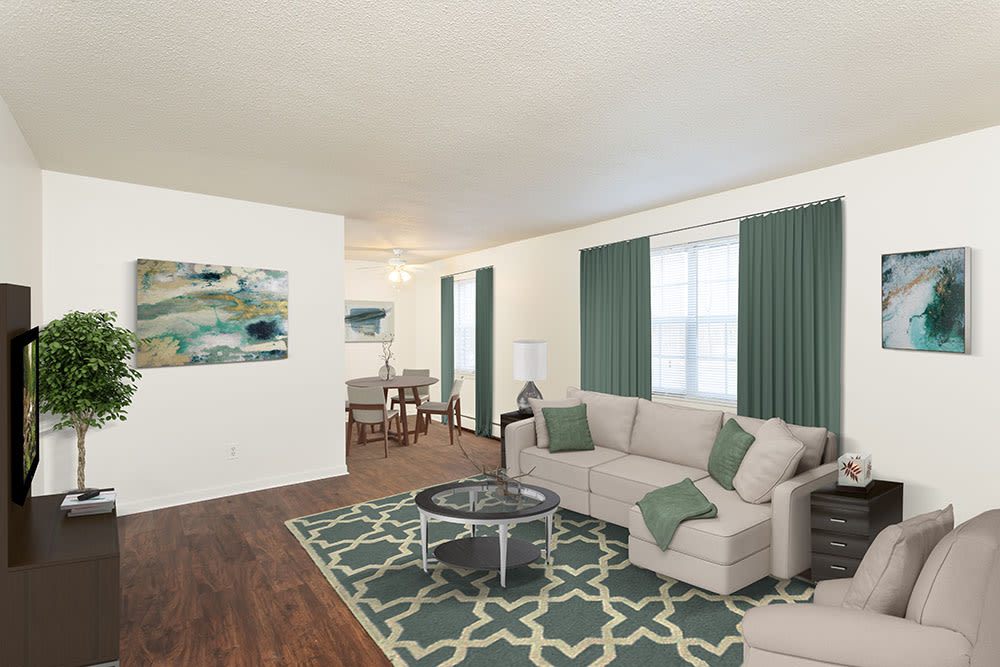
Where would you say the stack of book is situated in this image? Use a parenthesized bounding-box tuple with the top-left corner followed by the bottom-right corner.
(61, 489, 117, 517)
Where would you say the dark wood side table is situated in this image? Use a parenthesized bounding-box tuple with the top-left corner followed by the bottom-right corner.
(499, 409, 534, 469)
(5, 495, 120, 666)
(809, 480, 903, 582)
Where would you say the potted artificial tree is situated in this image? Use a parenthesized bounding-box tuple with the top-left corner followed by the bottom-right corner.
(38, 310, 142, 490)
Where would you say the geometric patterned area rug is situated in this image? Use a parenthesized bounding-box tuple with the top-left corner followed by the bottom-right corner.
(285, 481, 814, 666)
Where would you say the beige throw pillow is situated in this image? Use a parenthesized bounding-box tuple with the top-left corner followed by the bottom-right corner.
(843, 505, 955, 617)
(723, 412, 828, 473)
(733, 418, 805, 504)
(528, 397, 582, 449)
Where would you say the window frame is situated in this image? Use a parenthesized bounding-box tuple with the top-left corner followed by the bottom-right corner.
(453, 275, 477, 375)
(650, 234, 739, 406)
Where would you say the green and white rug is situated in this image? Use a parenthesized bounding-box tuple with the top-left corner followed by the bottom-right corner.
(286, 482, 813, 666)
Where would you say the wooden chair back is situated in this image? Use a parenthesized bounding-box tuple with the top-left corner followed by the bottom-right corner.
(401, 369, 431, 399)
(348, 386, 388, 424)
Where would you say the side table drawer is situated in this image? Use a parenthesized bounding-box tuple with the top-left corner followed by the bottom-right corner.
(812, 552, 863, 581)
(811, 505, 869, 535)
(811, 530, 870, 559)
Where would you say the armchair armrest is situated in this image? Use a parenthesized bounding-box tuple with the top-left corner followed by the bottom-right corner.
(813, 577, 852, 606)
(770, 462, 837, 578)
(742, 604, 972, 667)
(503, 418, 536, 476)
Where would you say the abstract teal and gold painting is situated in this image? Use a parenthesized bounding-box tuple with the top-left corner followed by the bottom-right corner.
(137, 258, 289, 367)
(882, 247, 969, 353)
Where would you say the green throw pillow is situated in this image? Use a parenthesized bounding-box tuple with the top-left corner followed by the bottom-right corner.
(707, 418, 756, 490)
(542, 404, 595, 453)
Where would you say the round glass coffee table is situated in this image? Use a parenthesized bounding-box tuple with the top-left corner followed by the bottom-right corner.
(414, 481, 560, 587)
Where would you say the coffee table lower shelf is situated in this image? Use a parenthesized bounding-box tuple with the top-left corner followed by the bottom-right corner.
(434, 536, 541, 571)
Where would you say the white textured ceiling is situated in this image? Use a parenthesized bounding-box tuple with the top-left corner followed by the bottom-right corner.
(2, 1, 999, 262)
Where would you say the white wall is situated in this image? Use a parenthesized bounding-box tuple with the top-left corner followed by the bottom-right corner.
(0, 94, 42, 322)
(414, 124, 1000, 523)
(41, 172, 346, 514)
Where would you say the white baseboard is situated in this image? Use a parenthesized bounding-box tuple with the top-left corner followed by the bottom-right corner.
(115, 464, 349, 516)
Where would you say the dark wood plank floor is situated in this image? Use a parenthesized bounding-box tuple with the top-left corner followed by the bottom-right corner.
(119, 421, 501, 666)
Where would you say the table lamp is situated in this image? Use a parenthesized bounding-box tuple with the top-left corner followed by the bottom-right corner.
(513, 339, 547, 412)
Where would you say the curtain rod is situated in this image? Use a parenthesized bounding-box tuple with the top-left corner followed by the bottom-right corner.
(578, 195, 844, 253)
(441, 265, 494, 279)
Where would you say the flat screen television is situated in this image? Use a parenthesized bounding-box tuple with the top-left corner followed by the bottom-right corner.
(11, 326, 39, 506)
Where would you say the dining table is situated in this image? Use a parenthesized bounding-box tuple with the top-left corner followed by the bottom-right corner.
(345, 375, 440, 447)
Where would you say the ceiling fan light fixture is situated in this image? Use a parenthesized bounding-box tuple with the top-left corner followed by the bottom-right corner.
(389, 269, 401, 282)
(400, 269, 411, 282)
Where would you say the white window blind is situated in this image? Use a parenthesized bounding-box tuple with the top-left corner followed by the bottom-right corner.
(650, 235, 738, 404)
(454, 276, 476, 373)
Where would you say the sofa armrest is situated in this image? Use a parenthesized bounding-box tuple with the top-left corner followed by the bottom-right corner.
(813, 577, 852, 606)
(504, 418, 536, 476)
(742, 604, 972, 667)
(770, 461, 837, 578)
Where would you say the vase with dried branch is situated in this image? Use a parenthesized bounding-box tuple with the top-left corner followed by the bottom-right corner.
(456, 436, 534, 498)
(377, 335, 396, 380)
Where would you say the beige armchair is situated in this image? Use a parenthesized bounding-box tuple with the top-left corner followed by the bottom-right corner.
(742, 509, 1000, 667)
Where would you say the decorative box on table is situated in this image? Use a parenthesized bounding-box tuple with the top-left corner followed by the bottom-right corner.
(837, 453, 873, 488)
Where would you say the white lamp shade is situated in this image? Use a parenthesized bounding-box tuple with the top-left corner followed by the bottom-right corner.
(513, 340, 547, 381)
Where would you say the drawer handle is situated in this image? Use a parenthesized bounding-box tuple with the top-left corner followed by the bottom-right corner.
(829, 541, 847, 548)
(830, 565, 847, 571)
(829, 518, 847, 523)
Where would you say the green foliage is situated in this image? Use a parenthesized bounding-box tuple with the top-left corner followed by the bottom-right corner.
(38, 310, 142, 431)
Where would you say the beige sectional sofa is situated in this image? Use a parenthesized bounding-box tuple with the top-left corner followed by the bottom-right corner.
(504, 388, 838, 594)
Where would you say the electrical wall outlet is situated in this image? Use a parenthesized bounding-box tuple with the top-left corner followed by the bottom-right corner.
(227, 444, 239, 461)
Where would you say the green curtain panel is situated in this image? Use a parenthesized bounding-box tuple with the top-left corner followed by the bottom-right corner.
(440, 275, 454, 425)
(474, 267, 494, 437)
(737, 199, 843, 435)
(580, 237, 652, 399)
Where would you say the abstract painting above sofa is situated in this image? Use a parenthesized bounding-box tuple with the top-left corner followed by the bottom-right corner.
(881, 247, 969, 353)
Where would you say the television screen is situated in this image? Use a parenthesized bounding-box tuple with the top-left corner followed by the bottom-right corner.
(11, 326, 39, 506)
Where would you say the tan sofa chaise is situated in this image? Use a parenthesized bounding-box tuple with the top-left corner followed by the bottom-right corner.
(504, 388, 838, 594)
(742, 509, 1000, 667)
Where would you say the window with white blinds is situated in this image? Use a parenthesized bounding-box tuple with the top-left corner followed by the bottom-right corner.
(454, 276, 476, 373)
(650, 235, 739, 404)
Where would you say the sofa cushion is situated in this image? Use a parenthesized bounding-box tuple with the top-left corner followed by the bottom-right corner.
(567, 388, 638, 452)
(543, 404, 595, 453)
(520, 445, 626, 491)
(725, 412, 828, 473)
(844, 505, 954, 617)
(529, 397, 582, 448)
(630, 399, 723, 469)
(590, 455, 708, 506)
(628, 476, 772, 565)
(906, 509, 1000, 643)
(733, 418, 806, 504)
(707, 418, 756, 490)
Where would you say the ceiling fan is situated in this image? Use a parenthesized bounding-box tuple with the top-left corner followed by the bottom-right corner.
(387, 248, 413, 283)
(350, 248, 426, 283)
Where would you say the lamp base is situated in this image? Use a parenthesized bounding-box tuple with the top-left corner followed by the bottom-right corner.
(516, 381, 543, 412)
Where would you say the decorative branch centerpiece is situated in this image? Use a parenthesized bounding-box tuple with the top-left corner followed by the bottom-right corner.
(456, 436, 534, 498)
(377, 335, 396, 380)
(39, 310, 142, 490)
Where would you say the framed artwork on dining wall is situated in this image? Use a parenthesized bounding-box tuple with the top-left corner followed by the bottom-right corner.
(881, 246, 969, 353)
(345, 300, 395, 343)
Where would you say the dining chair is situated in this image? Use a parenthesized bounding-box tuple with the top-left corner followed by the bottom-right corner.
(347, 385, 401, 458)
(390, 368, 431, 431)
(415, 378, 463, 446)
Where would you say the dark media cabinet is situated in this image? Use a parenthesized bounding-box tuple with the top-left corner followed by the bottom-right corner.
(1, 284, 121, 667)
